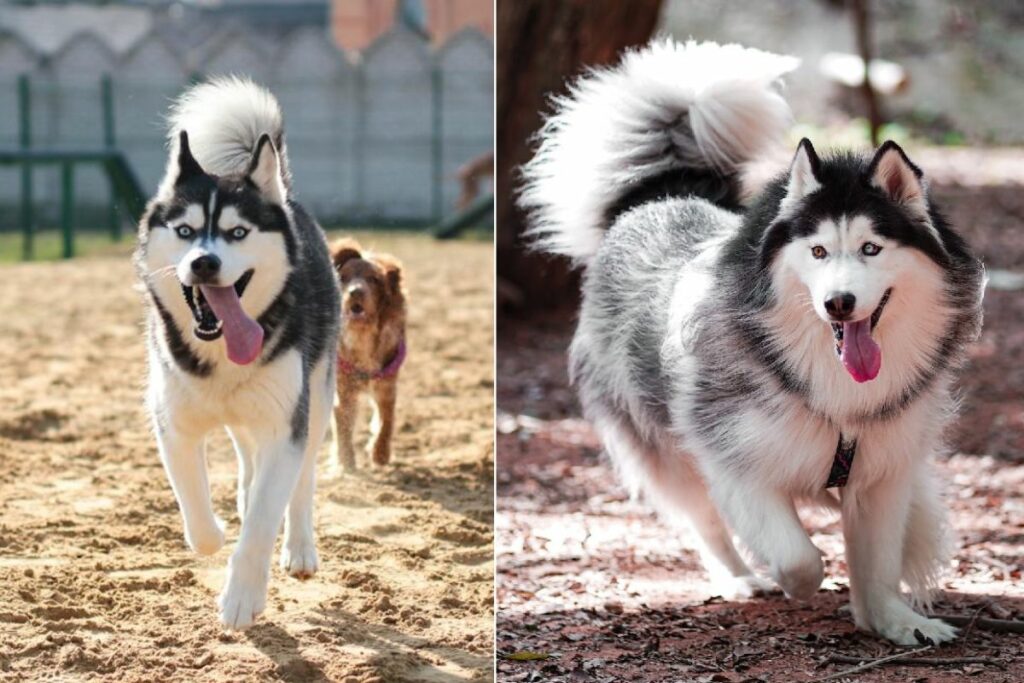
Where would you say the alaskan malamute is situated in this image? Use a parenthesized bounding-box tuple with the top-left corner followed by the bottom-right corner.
(135, 77, 340, 629)
(521, 40, 984, 644)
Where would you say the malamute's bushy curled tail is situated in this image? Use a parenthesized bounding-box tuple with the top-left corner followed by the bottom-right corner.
(166, 76, 291, 191)
(520, 39, 799, 267)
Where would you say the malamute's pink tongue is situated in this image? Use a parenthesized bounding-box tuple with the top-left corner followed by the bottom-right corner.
(841, 319, 881, 383)
(199, 285, 264, 365)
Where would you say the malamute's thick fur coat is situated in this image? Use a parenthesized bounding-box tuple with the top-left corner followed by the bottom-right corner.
(135, 77, 340, 629)
(522, 40, 984, 645)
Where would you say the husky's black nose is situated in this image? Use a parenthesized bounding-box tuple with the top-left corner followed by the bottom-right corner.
(190, 254, 221, 280)
(824, 292, 856, 320)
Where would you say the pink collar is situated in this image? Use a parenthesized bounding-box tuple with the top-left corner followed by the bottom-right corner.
(338, 338, 406, 381)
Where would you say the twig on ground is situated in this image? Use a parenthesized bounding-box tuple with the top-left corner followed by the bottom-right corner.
(826, 654, 1003, 668)
(810, 646, 932, 682)
(929, 614, 1024, 634)
(959, 604, 987, 645)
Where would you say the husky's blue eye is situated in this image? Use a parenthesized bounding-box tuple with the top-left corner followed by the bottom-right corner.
(861, 242, 882, 256)
(230, 227, 249, 240)
(811, 245, 828, 259)
(175, 226, 195, 239)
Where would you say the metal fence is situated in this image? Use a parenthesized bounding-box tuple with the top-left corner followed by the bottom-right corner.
(0, 26, 493, 236)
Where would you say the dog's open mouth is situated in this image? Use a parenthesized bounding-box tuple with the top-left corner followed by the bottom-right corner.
(180, 269, 264, 365)
(830, 288, 892, 384)
(345, 302, 367, 321)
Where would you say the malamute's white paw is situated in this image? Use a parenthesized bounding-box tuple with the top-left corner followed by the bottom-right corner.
(185, 517, 225, 556)
(859, 598, 958, 646)
(280, 541, 319, 579)
(217, 564, 268, 630)
(712, 573, 776, 600)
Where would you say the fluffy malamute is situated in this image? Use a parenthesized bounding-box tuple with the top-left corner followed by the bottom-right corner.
(134, 77, 340, 629)
(522, 40, 984, 645)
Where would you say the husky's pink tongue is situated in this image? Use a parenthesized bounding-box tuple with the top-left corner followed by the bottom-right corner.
(841, 319, 881, 383)
(199, 285, 264, 365)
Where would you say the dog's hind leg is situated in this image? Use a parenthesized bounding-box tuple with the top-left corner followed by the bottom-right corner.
(156, 425, 225, 557)
(595, 414, 771, 600)
(226, 427, 257, 522)
(281, 365, 331, 579)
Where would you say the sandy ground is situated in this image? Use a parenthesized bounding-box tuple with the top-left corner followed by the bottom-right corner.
(0, 232, 494, 682)
(496, 167, 1024, 681)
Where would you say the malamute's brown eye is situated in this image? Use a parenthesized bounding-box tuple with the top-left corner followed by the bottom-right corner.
(811, 245, 828, 259)
(861, 242, 882, 256)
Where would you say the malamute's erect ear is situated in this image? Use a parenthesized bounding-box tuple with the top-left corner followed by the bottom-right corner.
(779, 138, 822, 215)
(867, 140, 928, 217)
(248, 133, 287, 204)
(175, 131, 206, 186)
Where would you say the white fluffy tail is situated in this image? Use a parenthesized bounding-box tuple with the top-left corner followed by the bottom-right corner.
(166, 76, 290, 188)
(520, 39, 798, 266)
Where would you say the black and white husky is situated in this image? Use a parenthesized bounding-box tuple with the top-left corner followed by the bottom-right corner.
(522, 40, 984, 644)
(135, 77, 340, 629)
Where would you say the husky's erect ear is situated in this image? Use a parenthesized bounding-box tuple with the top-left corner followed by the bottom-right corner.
(867, 140, 928, 217)
(248, 133, 287, 204)
(779, 138, 822, 216)
(331, 238, 363, 273)
(175, 131, 205, 186)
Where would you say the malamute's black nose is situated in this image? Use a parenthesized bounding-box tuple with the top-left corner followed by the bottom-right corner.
(191, 254, 221, 280)
(824, 292, 856, 319)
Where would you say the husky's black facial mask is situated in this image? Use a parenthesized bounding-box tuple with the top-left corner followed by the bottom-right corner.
(142, 131, 293, 365)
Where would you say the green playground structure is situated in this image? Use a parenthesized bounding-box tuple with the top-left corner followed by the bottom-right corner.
(1, 74, 147, 261)
(433, 192, 493, 239)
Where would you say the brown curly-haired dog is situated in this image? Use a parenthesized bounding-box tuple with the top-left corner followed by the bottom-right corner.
(329, 238, 407, 471)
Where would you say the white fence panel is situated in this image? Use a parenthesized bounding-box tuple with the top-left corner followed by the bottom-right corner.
(114, 36, 186, 194)
(270, 28, 359, 219)
(362, 28, 434, 222)
(438, 29, 493, 216)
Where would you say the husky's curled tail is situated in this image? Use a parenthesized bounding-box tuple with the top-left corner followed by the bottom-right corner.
(162, 76, 291, 193)
(520, 40, 798, 266)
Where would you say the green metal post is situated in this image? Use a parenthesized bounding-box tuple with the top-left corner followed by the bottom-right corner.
(61, 162, 74, 259)
(101, 74, 121, 241)
(18, 74, 34, 261)
(354, 62, 366, 220)
(431, 61, 443, 224)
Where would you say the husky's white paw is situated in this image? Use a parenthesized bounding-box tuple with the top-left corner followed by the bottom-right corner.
(713, 573, 776, 600)
(280, 541, 319, 579)
(217, 564, 268, 630)
(185, 517, 225, 556)
(772, 549, 824, 600)
(858, 598, 958, 646)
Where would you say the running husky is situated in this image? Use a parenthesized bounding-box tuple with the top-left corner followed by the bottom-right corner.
(522, 40, 984, 645)
(134, 77, 340, 629)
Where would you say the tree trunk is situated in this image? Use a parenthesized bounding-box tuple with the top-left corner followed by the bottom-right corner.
(496, 0, 663, 311)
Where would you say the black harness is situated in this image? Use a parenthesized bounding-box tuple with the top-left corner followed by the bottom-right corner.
(825, 435, 858, 488)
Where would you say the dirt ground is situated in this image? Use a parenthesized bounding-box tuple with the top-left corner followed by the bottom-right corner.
(496, 159, 1024, 682)
(0, 232, 494, 682)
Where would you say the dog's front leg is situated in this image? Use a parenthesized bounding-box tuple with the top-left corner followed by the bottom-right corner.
(368, 377, 397, 466)
(155, 425, 224, 556)
(330, 382, 359, 471)
(842, 470, 956, 645)
(710, 478, 823, 599)
(218, 436, 304, 630)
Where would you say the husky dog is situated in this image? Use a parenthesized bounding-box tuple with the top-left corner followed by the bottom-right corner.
(135, 77, 340, 629)
(521, 40, 984, 645)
